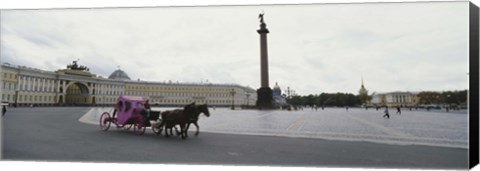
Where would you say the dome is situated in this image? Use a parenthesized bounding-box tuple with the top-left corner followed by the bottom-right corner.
(272, 82, 282, 97)
(273, 82, 281, 91)
(108, 69, 131, 80)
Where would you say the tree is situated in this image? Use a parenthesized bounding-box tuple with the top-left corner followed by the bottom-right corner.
(417, 90, 467, 105)
(285, 92, 363, 107)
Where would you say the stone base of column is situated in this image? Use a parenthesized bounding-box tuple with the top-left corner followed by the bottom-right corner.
(256, 87, 273, 109)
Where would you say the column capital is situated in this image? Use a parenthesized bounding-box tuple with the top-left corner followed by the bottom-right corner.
(257, 23, 269, 34)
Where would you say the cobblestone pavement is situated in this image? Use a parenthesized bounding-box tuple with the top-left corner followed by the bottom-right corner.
(83, 107, 468, 149)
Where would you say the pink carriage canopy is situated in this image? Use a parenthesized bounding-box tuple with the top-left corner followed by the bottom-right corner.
(116, 96, 146, 125)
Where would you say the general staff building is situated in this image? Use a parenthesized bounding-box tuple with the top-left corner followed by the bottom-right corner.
(0, 62, 257, 107)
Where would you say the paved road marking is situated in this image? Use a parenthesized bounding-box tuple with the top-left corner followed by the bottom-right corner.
(79, 107, 115, 125)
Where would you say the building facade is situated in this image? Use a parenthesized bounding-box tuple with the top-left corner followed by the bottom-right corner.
(370, 91, 419, 107)
(0, 62, 257, 107)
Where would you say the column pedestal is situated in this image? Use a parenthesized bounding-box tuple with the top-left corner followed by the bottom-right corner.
(256, 87, 273, 109)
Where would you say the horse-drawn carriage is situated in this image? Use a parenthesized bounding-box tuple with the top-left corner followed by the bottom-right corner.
(99, 96, 211, 139)
(99, 96, 162, 135)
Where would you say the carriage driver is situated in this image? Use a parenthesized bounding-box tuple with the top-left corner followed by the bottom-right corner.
(143, 100, 151, 122)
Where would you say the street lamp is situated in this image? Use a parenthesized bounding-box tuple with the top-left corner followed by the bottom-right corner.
(230, 88, 235, 110)
(446, 94, 451, 112)
(14, 90, 18, 107)
(286, 86, 291, 99)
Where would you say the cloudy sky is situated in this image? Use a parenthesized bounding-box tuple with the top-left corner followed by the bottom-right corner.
(0, 1, 470, 95)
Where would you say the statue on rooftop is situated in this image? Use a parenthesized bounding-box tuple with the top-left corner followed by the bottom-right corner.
(67, 59, 89, 71)
(258, 12, 265, 24)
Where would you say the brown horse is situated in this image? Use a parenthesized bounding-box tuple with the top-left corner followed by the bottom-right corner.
(157, 103, 210, 139)
(184, 104, 210, 137)
(158, 109, 183, 136)
(157, 103, 195, 139)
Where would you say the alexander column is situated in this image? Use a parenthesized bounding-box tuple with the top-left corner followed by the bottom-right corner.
(256, 12, 273, 109)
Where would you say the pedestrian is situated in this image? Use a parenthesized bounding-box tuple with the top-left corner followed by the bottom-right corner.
(383, 106, 390, 119)
(346, 106, 349, 111)
(396, 106, 401, 115)
(2, 105, 6, 116)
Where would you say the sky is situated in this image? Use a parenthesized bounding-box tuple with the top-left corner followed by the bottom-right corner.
(0, 0, 471, 96)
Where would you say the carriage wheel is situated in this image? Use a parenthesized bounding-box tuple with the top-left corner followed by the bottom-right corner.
(133, 119, 146, 135)
(152, 126, 161, 135)
(99, 112, 111, 131)
(125, 124, 133, 130)
(152, 120, 162, 135)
